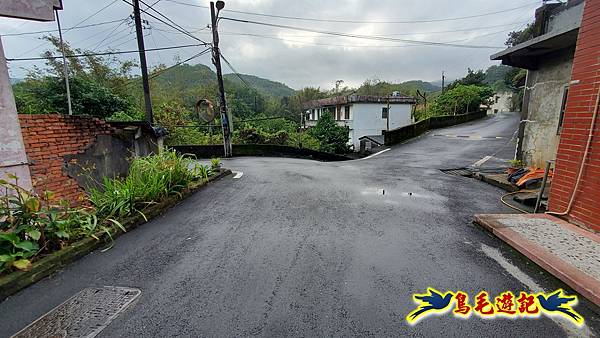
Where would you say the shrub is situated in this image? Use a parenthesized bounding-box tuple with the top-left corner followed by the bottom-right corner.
(88, 150, 206, 219)
(0, 176, 116, 273)
(427, 84, 494, 118)
(211, 158, 221, 171)
(308, 111, 351, 154)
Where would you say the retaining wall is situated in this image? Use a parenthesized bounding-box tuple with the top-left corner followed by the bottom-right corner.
(384, 110, 487, 146)
(173, 144, 353, 161)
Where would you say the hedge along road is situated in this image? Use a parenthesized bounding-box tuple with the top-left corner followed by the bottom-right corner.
(1, 111, 599, 337)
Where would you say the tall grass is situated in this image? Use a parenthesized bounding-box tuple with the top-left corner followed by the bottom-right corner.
(89, 150, 207, 219)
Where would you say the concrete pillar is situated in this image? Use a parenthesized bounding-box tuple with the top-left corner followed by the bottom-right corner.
(0, 38, 33, 191)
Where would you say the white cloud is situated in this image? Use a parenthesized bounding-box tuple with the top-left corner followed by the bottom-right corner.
(2, 0, 537, 89)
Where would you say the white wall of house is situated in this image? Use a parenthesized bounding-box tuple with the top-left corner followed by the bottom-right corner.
(304, 102, 413, 150)
(351, 103, 412, 149)
(487, 91, 513, 114)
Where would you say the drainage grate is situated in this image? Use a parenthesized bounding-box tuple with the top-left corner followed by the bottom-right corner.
(12, 286, 141, 338)
(440, 168, 473, 177)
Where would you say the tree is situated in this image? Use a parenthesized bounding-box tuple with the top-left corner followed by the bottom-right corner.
(505, 23, 535, 47)
(426, 84, 494, 118)
(13, 35, 138, 118)
(309, 111, 351, 154)
(447, 68, 486, 90)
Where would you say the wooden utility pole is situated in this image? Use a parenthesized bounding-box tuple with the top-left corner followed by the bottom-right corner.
(55, 9, 72, 115)
(210, 1, 232, 157)
(386, 98, 390, 131)
(441, 71, 445, 94)
(133, 0, 153, 124)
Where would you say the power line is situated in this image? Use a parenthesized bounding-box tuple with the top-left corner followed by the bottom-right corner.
(153, 20, 530, 38)
(90, 0, 162, 51)
(166, 0, 538, 24)
(221, 17, 505, 49)
(1, 19, 125, 37)
(15, 0, 121, 58)
(148, 47, 211, 80)
(219, 53, 251, 89)
(6, 43, 205, 61)
(120, 0, 208, 45)
(140, 0, 190, 35)
(90, 17, 133, 51)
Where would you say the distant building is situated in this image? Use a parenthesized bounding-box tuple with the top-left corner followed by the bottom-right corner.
(486, 91, 513, 114)
(491, 0, 585, 167)
(303, 94, 416, 150)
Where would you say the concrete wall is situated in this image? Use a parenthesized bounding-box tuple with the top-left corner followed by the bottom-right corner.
(521, 50, 574, 167)
(384, 110, 487, 146)
(548, 0, 600, 232)
(547, 1, 584, 33)
(173, 144, 352, 162)
(0, 39, 32, 191)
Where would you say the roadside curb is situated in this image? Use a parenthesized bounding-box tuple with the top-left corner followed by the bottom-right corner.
(0, 169, 232, 301)
(473, 214, 600, 307)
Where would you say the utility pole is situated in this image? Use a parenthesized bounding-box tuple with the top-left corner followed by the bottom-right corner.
(441, 71, 445, 94)
(55, 9, 72, 116)
(133, 0, 153, 124)
(386, 98, 390, 132)
(210, 1, 232, 157)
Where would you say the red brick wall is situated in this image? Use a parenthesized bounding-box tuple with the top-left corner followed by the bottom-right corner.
(548, 0, 600, 232)
(18, 114, 114, 204)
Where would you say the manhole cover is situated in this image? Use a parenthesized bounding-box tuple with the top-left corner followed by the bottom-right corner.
(12, 286, 141, 338)
(440, 168, 473, 177)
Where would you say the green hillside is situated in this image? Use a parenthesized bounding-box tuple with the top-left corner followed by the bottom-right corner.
(150, 63, 295, 98)
(399, 80, 441, 93)
(223, 73, 296, 98)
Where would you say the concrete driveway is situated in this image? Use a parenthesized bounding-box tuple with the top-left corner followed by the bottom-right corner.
(1, 112, 598, 337)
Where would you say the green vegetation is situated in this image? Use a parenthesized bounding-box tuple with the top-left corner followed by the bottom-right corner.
(508, 159, 525, 168)
(505, 23, 536, 47)
(308, 111, 351, 154)
(0, 175, 121, 274)
(422, 84, 494, 120)
(13, 32, 531, 154)
(88, 150, 204, 220)
(1, 150, 214, 275)
(223, 73, 295, 98)
(414, 68, 494, 121)
(210, 158, 221, 171)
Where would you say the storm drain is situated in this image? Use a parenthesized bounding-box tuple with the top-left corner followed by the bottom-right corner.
(12, 286, 140, 338)
(440, 168, 474, 177)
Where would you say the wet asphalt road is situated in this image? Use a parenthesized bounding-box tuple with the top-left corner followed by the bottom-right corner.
(1, 112, 599, 337)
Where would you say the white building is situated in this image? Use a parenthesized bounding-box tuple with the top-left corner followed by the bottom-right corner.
(486, 91, 513, 114)
(303, 94, 416, 150)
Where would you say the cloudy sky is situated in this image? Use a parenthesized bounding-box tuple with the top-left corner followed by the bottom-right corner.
(0, 0, 540, 90)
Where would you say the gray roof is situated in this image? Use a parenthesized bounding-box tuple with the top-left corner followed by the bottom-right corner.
(304, 94, 416, 109)
(490, 0, 583, 69)
(490, 27, 579, 69)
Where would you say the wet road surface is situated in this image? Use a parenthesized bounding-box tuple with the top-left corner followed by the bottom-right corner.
(1, 112, 598, 337)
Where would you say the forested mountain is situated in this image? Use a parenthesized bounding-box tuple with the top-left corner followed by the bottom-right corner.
(223, 73, 296, 98)
(399, 80, 441, 93)
(150, 63, 295, 98)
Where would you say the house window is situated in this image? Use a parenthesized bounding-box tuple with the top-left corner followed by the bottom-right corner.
(382, 107, 389, 118)
(495, 96, 500, 104)
(344, 106, 350, 120)
(557, 86, 569, 134)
